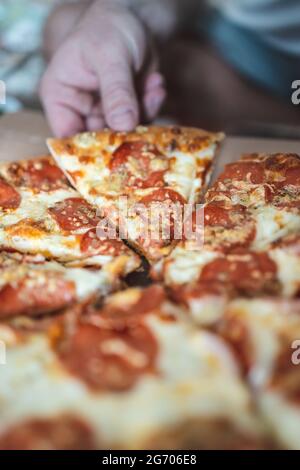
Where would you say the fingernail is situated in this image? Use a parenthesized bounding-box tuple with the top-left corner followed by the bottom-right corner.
(110, 110, 136, 131)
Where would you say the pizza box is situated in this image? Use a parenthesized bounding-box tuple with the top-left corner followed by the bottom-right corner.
(1, 110, 300, 181)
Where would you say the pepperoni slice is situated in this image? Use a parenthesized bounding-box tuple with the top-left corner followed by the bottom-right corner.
(265, 182, 300, 209)
(0, 177, 21, 209)
(204, 203, 246, 228)
(264, 154, 300, 190)
(219, 161, 265, 184)
(7, 158, 69, 191)
(109, 141, 169, 189)
(92, 285, 166, 330)
(140, 188, 186, 206)
(0, 274, 76, 318)
(201, 251, 278, 296)
(138, 189, 186, 255)
(203, 204, 256, 253)
(171, 281, 229, 306)
(284, 166, 300, 187)
(109, 141, 153, 168)
(204, 204, 231, 227)
(49, 198, 99, 232)
(56, 322, 158, 392)
(80, 228, 127, 256)
(0, 416, 96, 450)
(264, 153, 300, 173)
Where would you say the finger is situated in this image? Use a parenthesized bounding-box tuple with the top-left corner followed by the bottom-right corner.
(86, 115, 106, 131)
(40, 75, 93, 137)
(85, 99, 106, 131)
(46, 102, 85, 137)
(144, 88, 166, 121)
(95, 50, 139, 131)
(145, 72, 165, 93)
(86, 102, 105, 130)
(143, 73, 166, 120)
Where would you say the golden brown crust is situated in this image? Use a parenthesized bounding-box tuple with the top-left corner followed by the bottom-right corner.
(48, 126, 224, 158)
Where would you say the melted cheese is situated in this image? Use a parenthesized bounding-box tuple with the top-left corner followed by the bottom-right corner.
(270, 249, 300, 297)
(224, 298, 300, 449)
(163, 247, 217, 286)
(0, 302, 262, 449)
(258, 393, 300, 450)
(253, 206, 300, 249)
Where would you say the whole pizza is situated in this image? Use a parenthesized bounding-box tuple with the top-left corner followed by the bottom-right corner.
(0, 126, 299, 449)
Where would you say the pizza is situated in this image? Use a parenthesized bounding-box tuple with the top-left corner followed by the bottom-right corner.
(0, 286, 267, 450)
(1, 130, 300, 450)
(47, 126, 224, 262)
(0, 156, 140, 273)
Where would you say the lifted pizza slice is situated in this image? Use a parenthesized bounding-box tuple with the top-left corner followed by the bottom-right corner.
(48, 126, 223, 262)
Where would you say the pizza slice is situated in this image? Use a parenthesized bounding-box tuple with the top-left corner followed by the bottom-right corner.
(0, 156, 140, 275)
(0, 251, 117, 319)
(47, 126, 224, 262)
(161, 231, 300, 329)
(158, 153, 300, 289)
(206, 152, 300, 249)
(0, 285, 267, 450)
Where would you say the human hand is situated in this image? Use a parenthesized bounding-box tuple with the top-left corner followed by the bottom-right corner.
(40, 0, 166, 137)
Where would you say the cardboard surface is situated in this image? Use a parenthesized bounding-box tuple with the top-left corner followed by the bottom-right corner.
(1, 111, 300, 181)
(0, 111, 50, 161)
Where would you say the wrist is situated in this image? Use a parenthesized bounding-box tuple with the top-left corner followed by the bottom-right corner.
(93, 0, 179, 40)
(43, 1, 93, 60)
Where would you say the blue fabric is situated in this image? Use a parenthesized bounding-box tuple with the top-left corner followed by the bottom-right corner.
(200, 11, 300, 100)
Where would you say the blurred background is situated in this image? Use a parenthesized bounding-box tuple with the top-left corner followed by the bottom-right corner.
(1, 0, 300, 138)
(0, 0, 54, 112)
